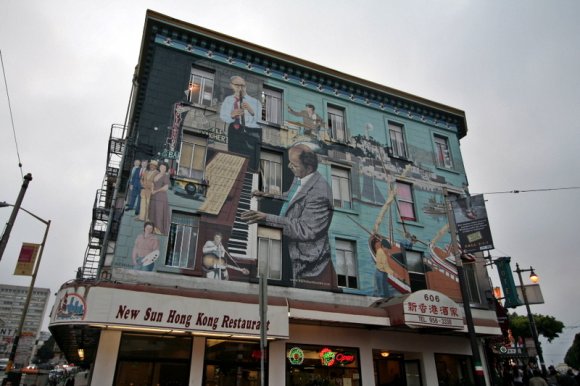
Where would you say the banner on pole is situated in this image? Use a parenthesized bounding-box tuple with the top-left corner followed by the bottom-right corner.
(451, 194, 494, 253)
(494, 257, 522, 308)
(14, 242, 40, 276)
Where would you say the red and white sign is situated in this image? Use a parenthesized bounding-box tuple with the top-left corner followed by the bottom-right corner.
(382, 290, 464, 330)
(50, 285, 289, 338)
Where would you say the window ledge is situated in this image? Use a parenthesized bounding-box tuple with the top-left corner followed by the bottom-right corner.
(434, 165, 460, 175)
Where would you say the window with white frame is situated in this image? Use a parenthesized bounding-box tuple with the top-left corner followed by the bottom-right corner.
(260, 151, 283, 195)
(166, 212, 200, 269)
(178, 133, 207, 180)
(396, 181, 416, 221)
(257, 227, 282, 280)
(335, 239, 358, 289)
(388, 121, 408, 159)
(331, 167, 352, 209)
(405, 250, 427, 292)
(434, 135, 453, 169)
(327, 105, 346, 142)
(261, 87, 283, 125)
(187, 67, 214, 107)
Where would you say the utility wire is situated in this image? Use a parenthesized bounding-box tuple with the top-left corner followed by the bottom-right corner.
(0, 49, 24, 179)
(477, 186, 580, 195)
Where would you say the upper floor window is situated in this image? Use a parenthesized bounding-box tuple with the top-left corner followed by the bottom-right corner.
(406, 250, 427, 292)
(260, 151, 283, 195)
(434, 135, 453, 169)
(261, 87, 283, 125)
(331, 167, 352, 209)
(396, 181, 416, 221)
(166, 212, 200, 269)
(388, 122, 408, 159)
(327, 105, 346, 142)
(335, 239, 358, 289)
(178, 133, 207, 180)
(188, 67, 214, 107)
(257, 227, 282, 280)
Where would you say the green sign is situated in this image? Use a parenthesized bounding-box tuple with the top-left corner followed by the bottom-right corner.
(495, 257, 522, 308)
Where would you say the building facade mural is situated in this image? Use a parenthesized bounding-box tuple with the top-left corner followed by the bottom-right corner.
(110, 51, 473, 302)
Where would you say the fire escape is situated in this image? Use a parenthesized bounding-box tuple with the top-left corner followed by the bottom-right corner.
(80, 124, 126, 279)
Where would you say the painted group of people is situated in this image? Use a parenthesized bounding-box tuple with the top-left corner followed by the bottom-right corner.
(126, 158, 170, 236)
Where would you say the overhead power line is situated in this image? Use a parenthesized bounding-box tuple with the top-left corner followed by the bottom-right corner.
(477, 186, 580, 195)
(0, 49, 24, 179)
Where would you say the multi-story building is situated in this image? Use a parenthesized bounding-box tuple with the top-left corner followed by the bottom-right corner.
(48, 10, 501, 386)
(0, 284, 50, 367)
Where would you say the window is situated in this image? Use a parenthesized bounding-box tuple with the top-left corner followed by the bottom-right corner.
(396, 181, 416, 221)
(388, 122, 407, 158)
(335, 239, 357, 288)
(463, 262, 481, 303)
(115, 333, 192, 386)
(331, 167, 352, 209)
(205, 340, 262, 385)
(257, 227, 282, 280)
(187, 67, 214, 106)
(260, 151, 283, 195)
(434, 135, 453, 168)
(327, 105, 346, 142)
(178, 133, 207, 180)
(166, 212, 200, 269)
(261, 87, 282, 125)
(406, 250, 427, 292)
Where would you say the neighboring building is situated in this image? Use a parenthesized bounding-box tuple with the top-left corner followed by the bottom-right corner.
(0, 284, 50, 367)
(49, 10, 501, 386)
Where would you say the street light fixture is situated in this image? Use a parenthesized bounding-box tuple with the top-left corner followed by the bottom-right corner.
(514, 263, 546, 375)
(0, 201, 51, 373)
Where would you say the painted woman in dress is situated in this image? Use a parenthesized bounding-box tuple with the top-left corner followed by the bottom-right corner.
(149, 162, 170, 235)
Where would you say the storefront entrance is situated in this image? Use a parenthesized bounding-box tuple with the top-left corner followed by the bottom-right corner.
(203, 339, 263, 386)
(373, 352, 405, 386)
(113, 333, 192, 386)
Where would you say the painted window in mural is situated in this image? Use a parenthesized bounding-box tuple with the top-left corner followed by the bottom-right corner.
(260, 151, 283, 195)
(165, 212, 200, 268)
(335, 239, 358, 289)
(188, 67, 214, 106)
(331, 167, 352, 209)
(327, 105, 346, 142)
(257, 226, 282, 280)
(434, 134, 453, 169)
(388, 121, 408, 159)
(396, 181, 416, 221)
(406, 250, 427, 292)
(178, 133, 207, 180)
(261, 86, 283, 125)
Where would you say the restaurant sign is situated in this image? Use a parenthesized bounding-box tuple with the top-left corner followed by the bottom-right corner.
(382, 290, 464, 330)
(50, 285, 289, 338)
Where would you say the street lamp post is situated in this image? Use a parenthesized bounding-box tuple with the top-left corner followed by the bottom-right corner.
(0, 201, 51, 373)
(0, 173, 33, 262)
(514, 262, 546, 375)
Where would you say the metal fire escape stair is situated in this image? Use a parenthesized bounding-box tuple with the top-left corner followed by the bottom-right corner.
(80, 124, 126, 279)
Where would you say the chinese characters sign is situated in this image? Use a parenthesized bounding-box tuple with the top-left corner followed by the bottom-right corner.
(403, 290, 464, 329)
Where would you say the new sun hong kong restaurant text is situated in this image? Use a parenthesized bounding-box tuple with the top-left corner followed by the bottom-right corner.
(115, 304, 270, 331)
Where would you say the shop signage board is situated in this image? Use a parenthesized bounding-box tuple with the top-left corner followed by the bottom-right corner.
(50, 285, 289, 338)
(381, 290, 464, 330)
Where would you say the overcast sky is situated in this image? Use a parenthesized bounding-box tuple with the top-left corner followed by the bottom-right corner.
(1, 0, 579, 365)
